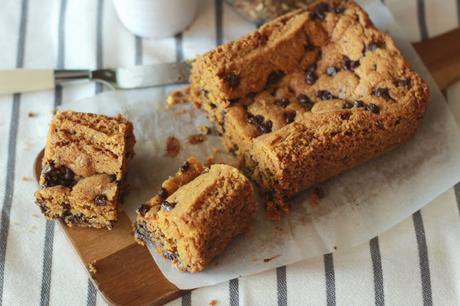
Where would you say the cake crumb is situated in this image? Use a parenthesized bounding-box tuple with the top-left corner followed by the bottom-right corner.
(263, 254, 281, 263)
(166, 86, 191, 106)
(188, 133, 208, 145)
(209, 300, 218, 306)
(88, 261, 97, 274)
(197, 125, 210, 135)
(165, 136, 181, 157)
(21, 176, 32, 181)
(28, 112, 38, 118)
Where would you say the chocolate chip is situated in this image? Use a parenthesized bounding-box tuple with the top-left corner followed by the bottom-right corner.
(223, 72, 240, 89)
(316, 90, 336, 100)
(334, 6, 345, 14)
(200, 88, 209, 98)
(41, 161, 76, 188)
(326, 66, 339, 76)
(247, 113, 264, 126)
(135, 222, 149, 241)
(342, 102, 353, 109)
(247, 92, 257, 101)
(353, 100, 365, 108)
(305, 71, 317, 85)
(209, 102, 217, 109)
(284, 111, 296, 124)
(314, 187, 325, 198)
(158, 187, 168, 199)
(372, 87, 391, 100)
(274, 98, 289, 108)
(179, 161, 190, 172)
(365, 41, 383, 52)
(163, 251, 178, 261)
(94, 194, 107, 206)
(310, 2, 330, 21)
(161, 201, 177, 212)
(259, 120, 273, 134)
(366, 103, 380, 114)
(266, 70, 284, 87)
(297, 94, 314, 110)
(307, 63, 317, 72)
(137, 204, 151, 216)
(305, 44, 315, 51)
(270, 88, 277, 96)
(343, 55, 360, 71)
(394, 79, 411, 87)
(229, 98, 240, 104)
(36, 199, 48, 214)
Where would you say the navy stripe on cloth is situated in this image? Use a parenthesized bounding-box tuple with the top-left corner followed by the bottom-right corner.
(95, 0, 104, 94)
(0, 0, 29, 304)
(135, 36, 142, 65)
(229, 278, 239, 306)
(455, 183, 460, 217)
(215, 0, 223, 45)
(413, 211, 433, 306)
(175, 33, 184, 62)
(324, 253, 336, 306)
(370, 237, 384, 306)
(181, 291, 191, 306)
(86, 280, 97, 306)
(277, 266, 287, 306)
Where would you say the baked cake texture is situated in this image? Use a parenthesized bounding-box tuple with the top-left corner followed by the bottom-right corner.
(190, 0, 429, 218)
(134, 158, 256, 272)
(34, 111, 135, 229)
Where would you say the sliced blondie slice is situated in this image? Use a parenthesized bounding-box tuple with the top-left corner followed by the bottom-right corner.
(135, 158, 256, 272)
(34, 111, 135, 229)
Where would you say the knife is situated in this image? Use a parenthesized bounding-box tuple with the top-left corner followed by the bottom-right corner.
(0, 61, 193, 95)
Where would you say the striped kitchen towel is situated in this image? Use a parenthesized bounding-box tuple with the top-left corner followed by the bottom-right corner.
(0, 0, 459, 305)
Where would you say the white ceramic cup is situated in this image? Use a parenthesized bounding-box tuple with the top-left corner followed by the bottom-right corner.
(113, 0, 198, 39)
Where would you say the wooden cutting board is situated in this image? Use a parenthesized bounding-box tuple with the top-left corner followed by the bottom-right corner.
(33, 27, 460, 306)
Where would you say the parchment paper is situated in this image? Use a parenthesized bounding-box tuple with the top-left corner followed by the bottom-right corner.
(58, 0, 460, 289)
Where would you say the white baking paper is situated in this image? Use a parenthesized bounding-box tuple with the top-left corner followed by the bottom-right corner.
(58, 0, 460, 289)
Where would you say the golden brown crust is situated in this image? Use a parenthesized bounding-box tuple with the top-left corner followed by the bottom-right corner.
(190, 0, 429, 214)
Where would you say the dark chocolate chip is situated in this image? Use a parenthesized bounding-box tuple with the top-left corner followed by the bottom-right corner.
(209, 102, 217, 109)
(366, 103, 380, 114)
(247, 114, 264, 125)
(353, 100, 365, 108)
(334, 6, 345, 14)
(270, 88, 277, 96)
(274, 98, 290, 108)
(310, 2, 330, 21)
(229, 98, 240, 104)
(343, 55, 360, 71)
(394, 79, 411, 87)
(365, 41, 383, 52)
(41, 161, 76, 188)
(326, 66, 339, 76)
(163, 251, 178, 261)
(247, 92, 257, 101)
(372, 87, 391, 100)
(161, 200, 177, 212)
(297, 94, 314, 110)
(36, 199, 48, 214)
(201, 88, 209, 98)
(179, 161, 190, 172)
(284, 111, 296, 124)
(305, 44, 315, 51)
(316, 90, 336, 100)
(266, 70, 285, 87)
(259, 120, 273, 134)
(137, 204, 151, 216)
(305, 71, 317, 85)
(158, 187, 168, 199)
(94, 194, 108, 206)
(307, 63, 317, 72)
(135, 222, 149, 241)
(223, 72, 240, 89)
(342, 101, 353, 109)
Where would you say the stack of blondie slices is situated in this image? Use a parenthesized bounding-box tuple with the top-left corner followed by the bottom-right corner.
(190, 0, 428, 217)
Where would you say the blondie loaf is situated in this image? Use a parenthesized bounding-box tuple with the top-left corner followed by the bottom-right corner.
(35, 111, 135, 229)
(134, 158, 256, 272)
(191, 0, 429, 216)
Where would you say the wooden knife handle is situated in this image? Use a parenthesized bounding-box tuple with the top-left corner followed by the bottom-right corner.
(413, 27, 460, 91)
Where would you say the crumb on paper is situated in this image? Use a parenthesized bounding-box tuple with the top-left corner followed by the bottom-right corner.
(28, 112, 38, 118)
(263, 254, 281, 263)
(309, 187, 325, 208)
(197, 125, 210, 135)
(88, 261, 97, 274)
(21, 176, 32, 181)
(209, 300, 218, 306)
(165, 136, 181, 158)
(333, 246, 337, 250)
(188, 133, 208, 145)
(166, 86, 191, 107)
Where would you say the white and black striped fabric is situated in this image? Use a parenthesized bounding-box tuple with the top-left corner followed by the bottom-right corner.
(0, 0, 459, 305)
